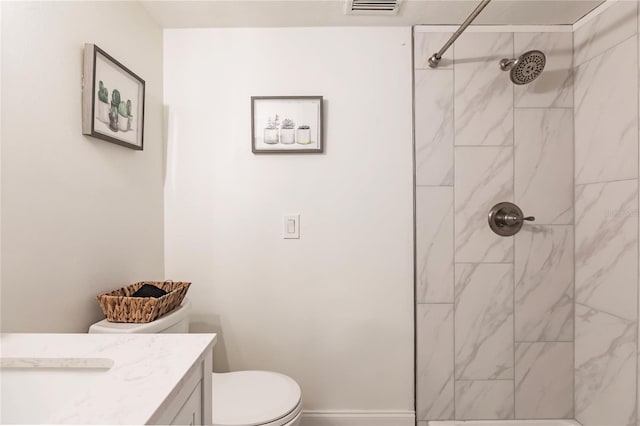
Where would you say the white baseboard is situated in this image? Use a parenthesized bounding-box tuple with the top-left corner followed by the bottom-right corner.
(301, 410, 415, 426)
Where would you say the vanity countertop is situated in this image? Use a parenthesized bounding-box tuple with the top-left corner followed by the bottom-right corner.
(0, 333, 216, 424)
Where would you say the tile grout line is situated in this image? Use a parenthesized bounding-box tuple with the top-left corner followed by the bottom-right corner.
(451, 144, 517, 148)
(512, 30, 517, 421)
(414, 68, 453, 72)
(572, 24, 577, 422)
(636, 6, 639, 424)
(411, 27, 419, 426)
(452, 34, 457, 422)
(575, 31, 638, 71)
(513, 106, 574, 110)
(575, 178, 640, 186)
(571, 0, 617, 31)
(575, 301, 639, 323)
(415, 25, 573, 34)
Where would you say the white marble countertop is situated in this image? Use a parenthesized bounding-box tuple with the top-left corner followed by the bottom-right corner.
(0, 333, 216, 424)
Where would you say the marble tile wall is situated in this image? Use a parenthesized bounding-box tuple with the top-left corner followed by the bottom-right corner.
(454, 33, 514, 147)
(575, 304, 636, 426)
(417, 304, 454, 420)
(414, 32, 457, 421)
(417, 4, 640, 425)
(515, 225, 573, 342)
(414, 28, 575, 421)
(515, 342, 573, 419)
(455, 263, 513, 381)
(574, 35, 638, 185)
(572, 2, 640, 426)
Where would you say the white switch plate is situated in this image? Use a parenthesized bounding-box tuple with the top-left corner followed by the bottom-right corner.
(283, 214, 300, 239)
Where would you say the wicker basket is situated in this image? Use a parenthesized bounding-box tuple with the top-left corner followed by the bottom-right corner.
(96, 281, 191, 323)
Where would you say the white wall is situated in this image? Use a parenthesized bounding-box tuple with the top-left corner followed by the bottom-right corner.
(163, 27, 414, 412)
(1, 1, 164, 332)
(1, 2, 3, 327)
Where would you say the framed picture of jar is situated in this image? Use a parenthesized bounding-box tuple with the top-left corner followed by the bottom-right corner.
(251, 96, 323, 154)
(82, 44, 145, 150)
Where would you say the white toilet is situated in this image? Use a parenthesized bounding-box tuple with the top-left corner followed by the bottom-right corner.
(88, 300, 303, 426)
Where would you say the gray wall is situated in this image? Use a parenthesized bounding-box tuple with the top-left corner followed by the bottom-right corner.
(414, 27, 575, 421)
(1, 1, 165, 332)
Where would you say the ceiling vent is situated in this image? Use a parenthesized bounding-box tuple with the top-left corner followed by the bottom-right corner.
(346, 0, 402, 15)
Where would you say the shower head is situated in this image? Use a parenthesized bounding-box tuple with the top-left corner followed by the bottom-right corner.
(499, 50, 546, 85)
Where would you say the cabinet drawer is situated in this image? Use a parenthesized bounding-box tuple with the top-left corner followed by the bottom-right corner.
(171, 381, 202, 425)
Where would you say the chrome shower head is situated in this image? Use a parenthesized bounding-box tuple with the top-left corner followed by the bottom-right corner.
(500, 50, 546, 85)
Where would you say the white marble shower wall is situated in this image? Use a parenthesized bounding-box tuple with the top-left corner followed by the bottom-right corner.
(414, 27, 575, 421)
(573, 2, 640, 426)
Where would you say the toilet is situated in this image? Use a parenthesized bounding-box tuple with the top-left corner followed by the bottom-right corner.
(88, 300, 303, 426)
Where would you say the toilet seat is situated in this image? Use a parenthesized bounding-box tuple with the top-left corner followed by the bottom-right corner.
(212, 370, 302, 426)
(253, 399, 302, 426)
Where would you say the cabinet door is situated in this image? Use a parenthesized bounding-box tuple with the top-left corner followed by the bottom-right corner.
(171, 382, 202, 425)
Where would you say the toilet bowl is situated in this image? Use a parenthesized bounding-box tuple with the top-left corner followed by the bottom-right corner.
(88, 299, 302, 426)
(213, 371, 302, 426)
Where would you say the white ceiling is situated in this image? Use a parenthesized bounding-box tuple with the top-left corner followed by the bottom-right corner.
(141, 0, 605, 28)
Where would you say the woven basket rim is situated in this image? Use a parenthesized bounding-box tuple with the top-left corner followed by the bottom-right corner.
(96, 281, 191, 323)
(97, 281, 191, 299)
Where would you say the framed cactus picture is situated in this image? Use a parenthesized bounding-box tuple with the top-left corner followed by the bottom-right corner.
(82, 44, 145, 150)
(251, 96, 323, 154)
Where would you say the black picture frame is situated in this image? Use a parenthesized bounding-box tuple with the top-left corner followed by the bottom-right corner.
(82, 44, 145, 150)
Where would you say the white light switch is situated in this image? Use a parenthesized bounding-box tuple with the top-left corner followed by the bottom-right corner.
(283, 214, 300, 239)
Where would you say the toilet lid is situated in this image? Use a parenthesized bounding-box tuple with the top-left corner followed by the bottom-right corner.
(212, 371, 302, 426)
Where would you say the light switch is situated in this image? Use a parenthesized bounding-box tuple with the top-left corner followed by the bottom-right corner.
(283, 214, 300, 239)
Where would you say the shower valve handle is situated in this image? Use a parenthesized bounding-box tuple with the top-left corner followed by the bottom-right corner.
(488, 202, 535, 237)
(495, 212, 535, 227)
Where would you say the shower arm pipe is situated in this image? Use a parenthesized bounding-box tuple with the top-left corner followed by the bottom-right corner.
(428, 0, 492, 68)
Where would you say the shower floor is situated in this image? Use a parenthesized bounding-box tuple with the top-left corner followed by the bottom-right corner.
(428, 421, 582, 426)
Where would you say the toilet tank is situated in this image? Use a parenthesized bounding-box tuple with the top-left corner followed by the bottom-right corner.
(88, 299, 192, 334)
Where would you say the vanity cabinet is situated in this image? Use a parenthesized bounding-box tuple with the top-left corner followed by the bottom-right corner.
(148, 346, 213, 425)
(0, 334, 217, 425)
(171, 382, 202, 425)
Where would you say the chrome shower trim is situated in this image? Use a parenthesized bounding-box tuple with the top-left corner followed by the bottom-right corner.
(499, 57, 517, 71)
(428, 53, 441, 68)
(500, 50, 546, 85)
(488, 202, 535, 237)
(427, 0, 492, 68)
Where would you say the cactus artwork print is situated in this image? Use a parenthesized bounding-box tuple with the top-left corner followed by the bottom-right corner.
(94, 78, 138, 137)
(97, 81, 110, 124)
